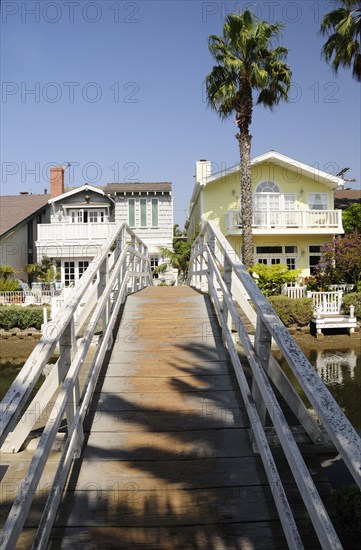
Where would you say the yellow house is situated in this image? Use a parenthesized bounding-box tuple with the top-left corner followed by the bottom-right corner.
(187, 151, 344, 277)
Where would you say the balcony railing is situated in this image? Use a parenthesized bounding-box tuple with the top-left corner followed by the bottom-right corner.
(37, 222, 117, 242)
(226, 209, 343, 232)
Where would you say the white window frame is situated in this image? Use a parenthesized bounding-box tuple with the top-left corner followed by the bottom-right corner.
(150, 255, 160, 279)
(62, 259, 90, 286)
(309, 245, 322, 275)
(255, 245, 283, 265)
(308, 193, 328, 210)
(69, 208, 106, 223)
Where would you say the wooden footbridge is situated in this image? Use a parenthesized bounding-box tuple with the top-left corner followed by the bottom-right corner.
(1, 222, 360, 549)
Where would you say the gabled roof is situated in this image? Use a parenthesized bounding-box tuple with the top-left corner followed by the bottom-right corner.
(204, 151, 344, 189)
(0, 194, 51, 237)
(103, 182, 172, 194)
(49, 184, 107, 204)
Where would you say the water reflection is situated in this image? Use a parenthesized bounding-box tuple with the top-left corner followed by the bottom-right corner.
(273, 347, 361, 437)
(314, 350, 357, 385)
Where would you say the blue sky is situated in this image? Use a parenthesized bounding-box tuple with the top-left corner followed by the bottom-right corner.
(1, 0, 360, 226)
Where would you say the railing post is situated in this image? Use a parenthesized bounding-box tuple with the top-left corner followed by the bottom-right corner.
(338, 290, 342, 313)
(130, 235, 136, 292)
(114, 224, 123, 263)
(61, 319, 83, 457)
(198, 234, 205, 291)
(206, 227, 216, 295)
(137, 240, 143, 290)
(222, 256, 233, 337)
(98, 255, 112, 350)
(251, 315, 271, 451)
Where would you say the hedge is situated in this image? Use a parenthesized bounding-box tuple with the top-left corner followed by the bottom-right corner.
(268, 296, 314, 327)
(0, 305, 49, 330)
(342, 292, 361, 319)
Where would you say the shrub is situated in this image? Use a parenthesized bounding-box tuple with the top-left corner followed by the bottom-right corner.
(250, 263, 301, 296)
(0, 277, 21, 292)
(342, 292, 361, 319)
(268, 296, 313, 327)
(0, 305, 49, 330)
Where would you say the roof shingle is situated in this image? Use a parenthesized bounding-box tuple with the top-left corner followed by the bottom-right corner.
(0, 194, 50, 237)
(103, 182, 172, 193)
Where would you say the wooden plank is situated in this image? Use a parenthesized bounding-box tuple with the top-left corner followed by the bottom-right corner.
(97, 374, 238, 394)
(84, 407, 247, 432)
(81, 428, 253, 460)
(101, 359, 233, 377)
(48, 522, 291, 550)
(55, 482, 333, 528)
(71, 456, 273, 490)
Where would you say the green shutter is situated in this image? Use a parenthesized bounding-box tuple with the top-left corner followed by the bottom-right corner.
(128, 198, 135, 227)
(140, 198, 147, 227)
(152, 198, 158, 226)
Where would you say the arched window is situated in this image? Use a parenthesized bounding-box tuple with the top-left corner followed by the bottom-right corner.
(254, 181, 281, 225)
(255, 181, 280, 194)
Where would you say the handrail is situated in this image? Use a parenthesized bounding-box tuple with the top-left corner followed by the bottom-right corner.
(188, 220, 361, 549)
(0, 222, 153, 550)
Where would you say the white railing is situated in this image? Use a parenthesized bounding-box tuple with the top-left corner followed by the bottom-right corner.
(188, 221, 360, 550)
(226, 209, 343, 231)
(0, 291, 27, 304)
(37, 221, 116, 242)
(281, 284, 307, 299)
(329, 283, 355, 292)
(307, 290, 343, 314)
(0, 290, 62, 306)
(0, 223, 153, 550)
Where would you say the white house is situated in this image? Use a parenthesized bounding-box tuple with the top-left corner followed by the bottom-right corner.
(0, 193, 51, 282)
(36, 167, 174, 286)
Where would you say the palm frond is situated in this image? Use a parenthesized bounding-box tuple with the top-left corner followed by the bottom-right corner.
(205, 9, 291, 119)
(321, 0, 361, 80)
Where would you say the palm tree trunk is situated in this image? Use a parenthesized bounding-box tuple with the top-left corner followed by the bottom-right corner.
(236, 79, 254, 269)
(237, 131, 254, 268)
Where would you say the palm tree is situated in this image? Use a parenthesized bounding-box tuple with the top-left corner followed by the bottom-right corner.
(321, 0, 361, 81)
(205, 10, 291, 268)
(26, 256, 59, 283)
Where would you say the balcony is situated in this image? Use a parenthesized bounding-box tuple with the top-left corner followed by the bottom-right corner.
(226, 209, 343, 235)
(36, 222, 117, 258)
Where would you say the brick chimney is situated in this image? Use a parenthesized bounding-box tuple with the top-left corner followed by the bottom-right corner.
(50, 167, 64, 198)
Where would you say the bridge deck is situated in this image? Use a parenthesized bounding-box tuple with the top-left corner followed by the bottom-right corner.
(45, 286, 323, 549)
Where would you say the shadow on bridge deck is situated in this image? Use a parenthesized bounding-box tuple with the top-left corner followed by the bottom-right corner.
(39, 287, 333, 549)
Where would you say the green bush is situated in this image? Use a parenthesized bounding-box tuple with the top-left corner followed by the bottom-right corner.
(268, 296, 313, 327)
(0, 305, 49, 330)
(250, 263, 301, 296)
(342, 292, 361, 319)
(0, 277, 21, 291)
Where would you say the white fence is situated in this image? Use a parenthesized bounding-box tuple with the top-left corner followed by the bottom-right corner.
(306, 290, 343, 314)
(282, 286, 351, 315)
(282, 285, 306, 299)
